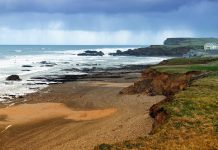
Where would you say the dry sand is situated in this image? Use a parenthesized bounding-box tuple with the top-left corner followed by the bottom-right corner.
(0, 103, 116, 125)
(0, 79, 164, 150)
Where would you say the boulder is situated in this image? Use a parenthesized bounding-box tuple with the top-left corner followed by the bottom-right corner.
(62, 68, 81, 72)
(22, 65, 33, 67)
(78, 50, 104, 56)
(40, 61, 57, 67)
(22, 70, 31, 72)
(6, 75, 22, 81)
(40, 61, 47, 64)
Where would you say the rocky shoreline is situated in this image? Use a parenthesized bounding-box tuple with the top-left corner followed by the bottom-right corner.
(1, 64, 149, 104)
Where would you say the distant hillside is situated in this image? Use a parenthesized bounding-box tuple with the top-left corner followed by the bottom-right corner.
(164, 38, 218, 46)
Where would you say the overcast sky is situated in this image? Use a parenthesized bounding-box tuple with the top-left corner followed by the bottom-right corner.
(0, 0, 217, 45)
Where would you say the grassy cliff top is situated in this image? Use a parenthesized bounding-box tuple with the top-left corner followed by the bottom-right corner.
(164, 38, 218, 46)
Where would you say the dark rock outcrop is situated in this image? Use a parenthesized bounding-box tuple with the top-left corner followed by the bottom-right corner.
(40, 61, 57, 67)
(6, 75, 21, 81)
(30, 64, 148, 84)
(22, 65, 33, 68)
(22, 70, 31, 72)
(62, 68, 81, 72)
(78, 50, 104, 56)
(31, 74, 87, 83)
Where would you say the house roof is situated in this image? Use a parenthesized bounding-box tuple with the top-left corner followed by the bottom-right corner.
(204, 43, 218, 46)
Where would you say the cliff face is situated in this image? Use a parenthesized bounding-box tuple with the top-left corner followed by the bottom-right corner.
(120, 69, 202, 96)
(164, 38, 218, 46)
(120, 69, 209, 129)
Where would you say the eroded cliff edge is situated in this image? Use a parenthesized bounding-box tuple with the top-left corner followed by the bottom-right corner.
(120, 69, 209, 129)
(95, 57, 218, 150)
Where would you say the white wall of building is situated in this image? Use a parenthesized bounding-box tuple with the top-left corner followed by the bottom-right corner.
(204, 43, 218, 50)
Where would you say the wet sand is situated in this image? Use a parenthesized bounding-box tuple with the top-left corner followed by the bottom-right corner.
(0, 76, 164, 150)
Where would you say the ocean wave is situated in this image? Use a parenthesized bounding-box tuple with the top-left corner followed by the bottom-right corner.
(14, 50, 22, 53)
(44, 47, 139, 56)
(0, 46, 167, 102)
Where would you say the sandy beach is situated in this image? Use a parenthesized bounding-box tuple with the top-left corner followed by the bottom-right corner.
(0, 74, 164, 150)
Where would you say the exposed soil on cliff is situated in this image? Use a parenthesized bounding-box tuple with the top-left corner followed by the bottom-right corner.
(120, 69, 205, 96)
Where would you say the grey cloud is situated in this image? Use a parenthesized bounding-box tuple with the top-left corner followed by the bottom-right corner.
(0, 0, 215, 14)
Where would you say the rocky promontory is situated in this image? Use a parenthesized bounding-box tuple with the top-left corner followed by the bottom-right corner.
(109, 45, 202, 57)
(109, 38, 218, 57)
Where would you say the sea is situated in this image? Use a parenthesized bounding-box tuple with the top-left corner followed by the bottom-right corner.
(0, 45, 169, 102)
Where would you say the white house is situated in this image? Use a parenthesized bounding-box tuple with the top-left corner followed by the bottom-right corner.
(204, 43, 218, 51)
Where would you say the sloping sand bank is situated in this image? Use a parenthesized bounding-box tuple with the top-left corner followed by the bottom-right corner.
(0, 103, 116, 126)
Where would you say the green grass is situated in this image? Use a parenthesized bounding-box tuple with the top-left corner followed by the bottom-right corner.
(152, 57, 218, 73)
(152, 65, 190, 73)
(165, 74, 218, 121)
(152, 58, 218, 135)
(159, 57, 218, 66)
(188, 65, 218, 71)
(153, 64, 218, 74)
(150, 58, 218, 149)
